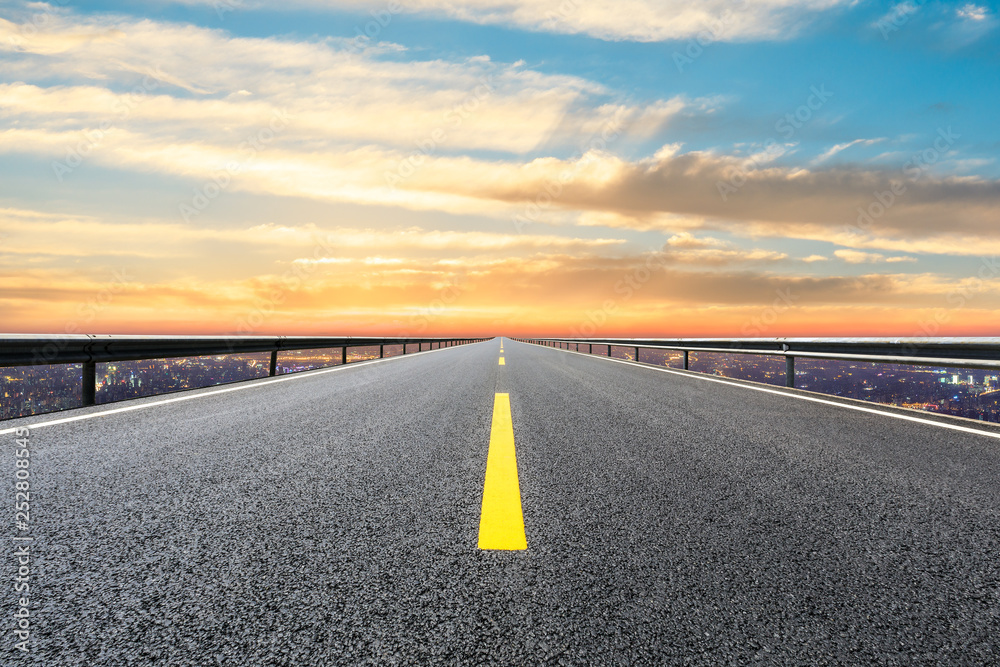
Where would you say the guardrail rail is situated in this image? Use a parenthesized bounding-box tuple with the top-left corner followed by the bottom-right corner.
(0, 334, 487, 411)
(514, 337, 1000, 389)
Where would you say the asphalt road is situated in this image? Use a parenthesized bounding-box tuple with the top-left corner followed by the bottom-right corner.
(6, 338, 1000, 665)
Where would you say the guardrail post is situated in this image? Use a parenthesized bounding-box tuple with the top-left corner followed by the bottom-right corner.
(269, 350, 278, 376)
(786, 356, 795, 388)
(683, 350, 689, 370)
(342, 346, 348, 365)
(635, 346, 639, 362)
(379, 344, 384, 358)
(589, 343, 592, 354)
(82, 361, 96, 407)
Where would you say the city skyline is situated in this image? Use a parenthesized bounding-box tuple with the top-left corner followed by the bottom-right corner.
(6, 348, 1000, 423)
(2, 2, 1000, 335)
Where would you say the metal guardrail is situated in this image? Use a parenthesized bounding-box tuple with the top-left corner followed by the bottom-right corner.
(0, 335, 487, 407)
(514, 337, 1000, 388)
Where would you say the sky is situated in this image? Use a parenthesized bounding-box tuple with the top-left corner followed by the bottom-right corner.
(1, 0, 999, 338)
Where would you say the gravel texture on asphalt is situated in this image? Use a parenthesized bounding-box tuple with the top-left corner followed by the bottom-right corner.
(5, 339, 1000, 665)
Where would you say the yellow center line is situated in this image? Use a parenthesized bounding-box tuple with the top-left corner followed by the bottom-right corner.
(499, 357, 505, 365)
(477, 393, 527, 550)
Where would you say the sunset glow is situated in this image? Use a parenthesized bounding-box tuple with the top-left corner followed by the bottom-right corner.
(2, 1, 999, 337)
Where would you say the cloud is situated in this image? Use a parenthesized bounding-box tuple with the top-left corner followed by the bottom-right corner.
(0, 12, 687, 158)
(1, 198, 993, 335)
(436, 147, 1000, 252)
(5, 247, 992, 337)
(659, 233, 787, 265)
(665, 232, 728, 249)
(835, 249, 883, 263)
(5, 118, 995, 259)
(160, 0, 858, 43)
(0, 15, 125, 56)
(949, 3, 997, 46)
(801, 255, 828, 262)
(3, 90, 996, 261)
(957, 4, 989, 21)
(6, 7, 996, 263)
(834, 249, 916, 264)
(875, 0, 998, 47)
(0, 208, 623, 265)
(0, 9, 714, 228)
(812, 138, 886, 164)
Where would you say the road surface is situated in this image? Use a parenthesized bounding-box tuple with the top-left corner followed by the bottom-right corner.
(5, 338, 1000, 665)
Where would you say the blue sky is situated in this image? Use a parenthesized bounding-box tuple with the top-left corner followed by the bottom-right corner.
(2, 0, 999, 336)
(80, 0, 1000, 168)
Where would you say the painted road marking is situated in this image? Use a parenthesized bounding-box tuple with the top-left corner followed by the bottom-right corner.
(499, 357, 505, 365)
(478, 393, 527, 550)
(546, 346, 1000, 441)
